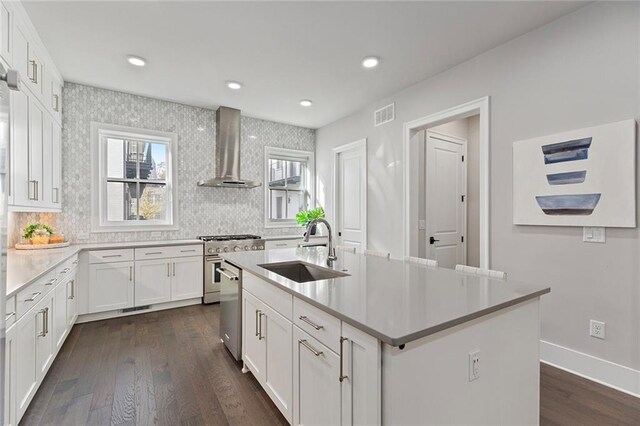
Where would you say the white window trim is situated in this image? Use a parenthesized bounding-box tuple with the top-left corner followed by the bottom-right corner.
(90, 122, 179, 233)
(264, 146, 315, 228)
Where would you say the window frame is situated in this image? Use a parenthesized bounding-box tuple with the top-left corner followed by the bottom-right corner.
(91, 122, 179, 232)
(264, 146, 315, 228)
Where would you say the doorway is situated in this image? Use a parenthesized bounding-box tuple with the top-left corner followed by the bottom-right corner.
(333, 139, 367, 250)
(404, 97, 489, 268)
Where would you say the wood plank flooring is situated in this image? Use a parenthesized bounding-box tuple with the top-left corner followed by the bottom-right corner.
(21, 304, 640, 425)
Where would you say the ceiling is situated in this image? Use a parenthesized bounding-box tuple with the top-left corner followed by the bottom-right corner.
(23, 1, 587, 129)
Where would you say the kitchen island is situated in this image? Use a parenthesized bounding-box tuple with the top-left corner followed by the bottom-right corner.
(222, 247, 550, 425)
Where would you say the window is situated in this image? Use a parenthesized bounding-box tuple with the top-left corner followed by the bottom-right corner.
(91, 123, 178, 232)
(265, 147, 314, 227)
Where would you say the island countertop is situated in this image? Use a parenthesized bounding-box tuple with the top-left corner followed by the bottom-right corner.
(221, 247, 550, 346)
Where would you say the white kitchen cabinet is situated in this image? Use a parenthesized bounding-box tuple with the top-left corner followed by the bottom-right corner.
(35, 292, 54, 381)
(135, 258, 172, 306)
(0, 2, 12, 66)
(42, 113, 61, 208)
(88, 261, 134, 313)
(171, 256, 203, 301)
(341, 322, 381, 425)
(242, 291, 265, 380)
(13, 19, 43, 100)
(43, 67, 62, 122)
(4, 323, 17, 426)
(53, 276, 68, 351)
(66, 269, 78, 327)
(293, 325, 341, 426)
(10, 87, 28, 206)
(28, 95, 44, 203)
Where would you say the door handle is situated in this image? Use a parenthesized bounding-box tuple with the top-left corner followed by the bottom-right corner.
(339, 336, 348, 382)
(299, 339, 323, 357)
(216, 268, 238, 281)
(255, 309, 261, 337)
(258, 312, 265, 340)
(429, 236, 440, 245)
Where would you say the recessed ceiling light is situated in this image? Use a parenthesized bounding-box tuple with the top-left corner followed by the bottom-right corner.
(227, 81, 243, 90)
(299, 99, 313, 107)
(127, 55, 146, 67)
(362, 56, 379, 69)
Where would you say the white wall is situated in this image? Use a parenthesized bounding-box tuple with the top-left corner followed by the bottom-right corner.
(316, 1, 640, 373)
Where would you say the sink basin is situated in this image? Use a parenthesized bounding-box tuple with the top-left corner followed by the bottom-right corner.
(258, 261, 350, 283)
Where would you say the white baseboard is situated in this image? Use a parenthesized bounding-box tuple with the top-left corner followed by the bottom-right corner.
(540, 340, 640, 398)
(76, 298, 203, 323)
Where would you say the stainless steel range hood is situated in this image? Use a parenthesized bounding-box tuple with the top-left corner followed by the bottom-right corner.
(197, 106, 261, 188)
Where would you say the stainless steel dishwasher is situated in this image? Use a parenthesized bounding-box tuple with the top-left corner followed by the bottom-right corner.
(218, 261, 242, 360)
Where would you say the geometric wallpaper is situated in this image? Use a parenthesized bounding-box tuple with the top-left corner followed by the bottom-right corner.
(9, 83, 315, 245)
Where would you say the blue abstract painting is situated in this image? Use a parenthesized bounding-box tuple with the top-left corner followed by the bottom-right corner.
(541, 137, 592, 164)
(546, 170, 587, 185)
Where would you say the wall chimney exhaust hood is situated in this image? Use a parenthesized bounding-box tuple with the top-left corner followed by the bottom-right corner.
(197, 106, 261, 188)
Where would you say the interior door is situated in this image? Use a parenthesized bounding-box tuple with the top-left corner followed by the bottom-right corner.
(335, 140, 366, 250)
(425, 132, 466, 268)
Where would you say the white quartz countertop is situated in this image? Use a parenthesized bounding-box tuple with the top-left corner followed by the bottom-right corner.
(221, 247, 550, 346)
(7, 239, 203, 297)
(262, 234, 327, 241)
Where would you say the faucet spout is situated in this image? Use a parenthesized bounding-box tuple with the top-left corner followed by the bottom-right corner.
(304, 218, 337, 266)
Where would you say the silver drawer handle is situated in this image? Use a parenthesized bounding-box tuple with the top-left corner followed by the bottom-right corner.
(299, 315, 324, 330)
(180, 249, 197, 253)
(299, 339, 323, 357)
(72, 260, 79, 265)
(216, 268, 239, 281)
(102, 254, 122, 258)
(45, 278, 56, 286)
(146, 251, 163, 255)
(5, 312, 15, 321)
(25, 292, 42, 302)
(275, 243, 288, 247)
(60, 268, 70, 274)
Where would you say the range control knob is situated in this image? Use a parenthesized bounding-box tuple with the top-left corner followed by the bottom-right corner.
(207, 248, 214, 254)
(251, 246, 257, 250)
(223, 247, 229, 252)
(233, 246, 241, 252)
(244, 246, 250, 251)
(215, 247, 222, 253)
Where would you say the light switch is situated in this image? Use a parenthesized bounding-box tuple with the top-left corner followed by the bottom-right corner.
(583, 227, 605, 243)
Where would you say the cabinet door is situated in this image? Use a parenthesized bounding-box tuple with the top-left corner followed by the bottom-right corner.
(51, 120, 61, 206)
(293, 326, 341, 426)
(67, 270, 78, 327)
(28, 95, 44, 203)
(135, 258, 172, 306)
(53, 278, 68, 352)
(10, 88, 29, 206)
(340, 322, 381, 425)
(15, 306, 37, 419)
(88, 261, 134, 313)
(5, 324, 17, 426)
(41, 112, 53, 207)
(171, 256, 203, 301)
(0, 2, 11, 65)
(242, 291, 266, 382)
(35, 294, 54, 382)
(262, 303, 293, 422)
(12, 22, 28, 91)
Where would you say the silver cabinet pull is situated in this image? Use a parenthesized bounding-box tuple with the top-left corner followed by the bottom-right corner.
(29, 60, 37, 83)
(35, 180, 39, 200)
(180, 249, 197, 253)
(255, 309, 261, 337)
(129, 266, 133, 281)
(103, 254, 122, 258)
(38, 308, 46, 337)
(173, 262, 176, 277)
(339, 337, 348, 382)
(45, 278, 56, 286)
(299, 339, 323, 357)
(275, 243, 287, 247)
(52, 187, 59, 203)
(259, 313, 265, 340)
(72, 259, 79, 265)
(71, 279, 75, 299)
(5, 312, 15, 321)
(45, 307, 49, 335)
(216, 267, 239, 281)
(167, 262, 170, 277)
(28, 180, 37, 200)
(53, 93, 59, 112)
(145, 251, 163, 255)
(299, 315, 324, 330)
(25, 292, 41, 302)
(61, 268, 70, 274)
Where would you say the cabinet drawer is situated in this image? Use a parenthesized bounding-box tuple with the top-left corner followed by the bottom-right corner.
(244, 272, 292, 321)
(89, 249, 134, 264)
(16, 271, 55, 319)
(265, 239, 300, 250)
(57, 253, 79, 278)
(5, 295, 15, 327)
(294, 298, 341, 353)
(166, 244, 203, 258)
(134, 246, 172, 260)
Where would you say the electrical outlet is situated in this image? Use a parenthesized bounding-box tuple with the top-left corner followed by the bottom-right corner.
(590, 320, 606, 339)
(583, 227, 605, 243)
(468, 350, 480, 381)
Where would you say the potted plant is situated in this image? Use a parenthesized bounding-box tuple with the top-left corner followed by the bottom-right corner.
(296, 207, 325, 235)
(23, 223, 53, 245)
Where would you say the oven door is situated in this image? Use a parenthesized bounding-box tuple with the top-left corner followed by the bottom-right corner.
(204, 256, 222, 303)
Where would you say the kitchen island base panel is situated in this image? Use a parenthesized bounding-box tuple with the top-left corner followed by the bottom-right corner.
(382, 298, 540, 425)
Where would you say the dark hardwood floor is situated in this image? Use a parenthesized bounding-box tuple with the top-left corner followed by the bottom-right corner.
(21, 304, 640, 425)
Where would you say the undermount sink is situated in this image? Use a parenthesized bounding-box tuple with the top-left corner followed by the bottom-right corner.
(258, 261, 350, 283)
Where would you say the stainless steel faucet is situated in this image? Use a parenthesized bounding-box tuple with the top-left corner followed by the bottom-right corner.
(303, 218, 337, 267)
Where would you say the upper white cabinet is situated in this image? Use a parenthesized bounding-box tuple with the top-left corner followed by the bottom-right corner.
(4, 1, 63, 212)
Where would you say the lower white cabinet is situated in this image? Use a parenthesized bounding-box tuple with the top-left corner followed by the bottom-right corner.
(88, 261, 134, 313)
(171, 256, 203, 300)
(4, 323, 17, 426)
(53, 278, 67, 351)
(293, 326, 341, 426)
(135, 258, 172, 306)
(243, 290, 293, 422)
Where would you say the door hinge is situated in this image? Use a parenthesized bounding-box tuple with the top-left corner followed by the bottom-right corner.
(461, 155, 465, 162)
(461, 236, 464, 243)
(461, 195, 465, 202)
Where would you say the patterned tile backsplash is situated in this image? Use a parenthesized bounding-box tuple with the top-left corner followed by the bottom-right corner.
(8, 83, 315, 245)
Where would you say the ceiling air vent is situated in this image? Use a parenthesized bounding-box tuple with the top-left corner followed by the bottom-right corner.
(374, 103, 395, 127)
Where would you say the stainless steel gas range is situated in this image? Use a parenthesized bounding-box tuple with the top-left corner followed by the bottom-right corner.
(198, 234, 265, 304)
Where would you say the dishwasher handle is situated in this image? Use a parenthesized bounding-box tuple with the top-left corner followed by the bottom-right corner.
(216, 267, 239, 281)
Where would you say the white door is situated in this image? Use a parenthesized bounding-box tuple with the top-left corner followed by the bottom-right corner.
(242, 291, 266, 381)
(262, 303, 293, 422)
(171, 256, 203, 301)
(293, 326, 341, 426)
(135, 258, 172, 306)
(341, 322, 381, 425)
(88, 261, 134, 313)
(334, 139, 367, 250)
(425, 132, 466, 268)
(53, 279, 68, 351)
